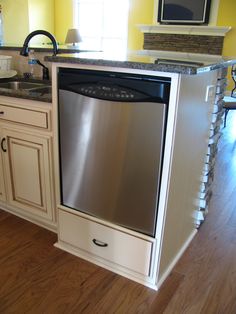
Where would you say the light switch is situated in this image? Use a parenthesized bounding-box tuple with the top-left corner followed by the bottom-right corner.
(205, 85, 216, 102)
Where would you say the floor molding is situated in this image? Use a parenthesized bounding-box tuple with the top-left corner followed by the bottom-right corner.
(157, 229, 197, 289)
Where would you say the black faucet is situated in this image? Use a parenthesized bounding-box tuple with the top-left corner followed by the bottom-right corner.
(20, 30, 58, 56)
(36, 59, 50, 80)
(20, 30, 58, 80)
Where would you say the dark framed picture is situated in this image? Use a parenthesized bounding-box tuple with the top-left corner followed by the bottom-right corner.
(158, 0, 212, 25)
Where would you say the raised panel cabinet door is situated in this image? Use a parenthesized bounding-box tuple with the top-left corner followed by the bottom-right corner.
(1, 128, 53, 221)
(0, 133, 6, 202)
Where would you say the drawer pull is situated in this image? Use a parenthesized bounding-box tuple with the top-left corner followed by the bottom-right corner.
(0, 111, 4, 115)
(1, 138, 7, 152)
(92, 239, 108, 247)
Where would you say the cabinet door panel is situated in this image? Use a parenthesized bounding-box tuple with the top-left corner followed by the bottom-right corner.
(9, 139, 43, 206)
(2, 129, 53, 220)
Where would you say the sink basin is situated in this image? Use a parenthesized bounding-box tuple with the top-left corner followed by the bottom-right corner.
(28, 86, 52, 94)
(0, 81, 48, 90)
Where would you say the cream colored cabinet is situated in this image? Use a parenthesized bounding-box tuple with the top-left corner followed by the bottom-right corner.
(0, 97, 56, 231)
(1, 128, 54, 221)
(57, 209, 154, 277)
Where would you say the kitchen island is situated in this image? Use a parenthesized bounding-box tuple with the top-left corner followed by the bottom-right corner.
(0, 50, 232, 290)
(44, 52, 230, 290)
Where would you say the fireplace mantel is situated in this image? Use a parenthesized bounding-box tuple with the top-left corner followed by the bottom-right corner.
(137, 25, 231, 37)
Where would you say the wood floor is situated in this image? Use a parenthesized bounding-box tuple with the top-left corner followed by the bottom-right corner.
(1, 113, 236, 313)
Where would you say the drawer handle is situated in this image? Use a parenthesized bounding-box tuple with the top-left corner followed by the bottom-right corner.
(92, 239, 108, 247)
(0, 111, 4, 115)
(1, 138, 7, 152)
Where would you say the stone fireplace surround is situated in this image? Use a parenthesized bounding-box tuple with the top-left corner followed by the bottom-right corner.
(138, 25, 231, 56)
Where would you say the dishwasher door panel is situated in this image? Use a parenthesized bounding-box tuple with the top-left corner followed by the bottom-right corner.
(59, 90, 166, 236)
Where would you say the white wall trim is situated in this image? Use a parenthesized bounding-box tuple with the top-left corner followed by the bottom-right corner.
(208, 0, 221, 26)
(137, 25, 231, 37)
(73, 0, 78, 27)
(0, 203, 57, 233)
(137, 49, 223, 63)
(156, 229, 197, 290)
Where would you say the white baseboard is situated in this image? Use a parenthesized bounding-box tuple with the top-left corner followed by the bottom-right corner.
(157, 229, 197, 289)
(0, 203, 57, 233)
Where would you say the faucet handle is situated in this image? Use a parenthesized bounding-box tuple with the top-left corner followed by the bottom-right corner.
(35, 59, 50, 80)
(42, 67, 49, 80)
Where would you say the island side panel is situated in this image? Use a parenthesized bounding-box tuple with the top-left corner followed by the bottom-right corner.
(158, 70, 218, 284)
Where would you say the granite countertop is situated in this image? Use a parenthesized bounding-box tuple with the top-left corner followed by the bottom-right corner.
(0, 43, 98, 55)
(44, 51, 236, 75)
(0, 88, 52, 103)
(0, 50, 234, 101)
(0, 77, 52, 103)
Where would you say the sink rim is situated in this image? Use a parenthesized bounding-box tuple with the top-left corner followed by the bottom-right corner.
(0, 77, 52, 97)
(0, 79, 51, 92)
(28, 86, 52, 94)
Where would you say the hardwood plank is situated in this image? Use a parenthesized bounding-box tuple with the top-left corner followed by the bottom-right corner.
(0, 229, 58, 295)
(0, 209, 10, 221)
(200, 240, 236, 313)
(0, 215, 42, 260)
(78, 275, 156, 313)
(0, 252, 97, 313)
(149, 272, 184, 313)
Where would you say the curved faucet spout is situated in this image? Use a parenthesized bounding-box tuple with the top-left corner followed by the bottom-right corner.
(20, 30, 58, 56)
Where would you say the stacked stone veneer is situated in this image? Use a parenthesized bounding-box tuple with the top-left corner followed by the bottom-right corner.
(143, 33, 224, 55)
(195, 67, 228, 227)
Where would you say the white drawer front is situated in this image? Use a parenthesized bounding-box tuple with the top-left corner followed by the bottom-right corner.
(0, 104, 49, 129)
(59, 210, 153, 276)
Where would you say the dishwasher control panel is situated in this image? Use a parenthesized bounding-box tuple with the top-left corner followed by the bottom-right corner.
(71, 83, 146, 101)
(59, 67, 171, 104)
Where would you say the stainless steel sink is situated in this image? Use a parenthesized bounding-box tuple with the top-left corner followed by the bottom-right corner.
(28, 86, 52, 94)
(0, 81, 48, 90)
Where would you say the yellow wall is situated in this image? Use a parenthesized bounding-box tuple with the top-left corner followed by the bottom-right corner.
(0, 0, 54, 45)
(217, 0, 236, 91)
(54, 0, 73, 44)
(0, 0, 72, 45)
(127, 0, 154, 51)
(0, 0, 29, 44)
(28, 0, 54, 43)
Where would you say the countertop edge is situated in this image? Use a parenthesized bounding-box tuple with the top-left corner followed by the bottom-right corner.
(44, 55, 198, 74)
(0, 90, 52, 102)
(44, 54, 234, 75)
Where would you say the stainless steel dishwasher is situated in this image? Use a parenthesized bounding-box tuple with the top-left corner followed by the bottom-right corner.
(58, 68, 170, 236)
